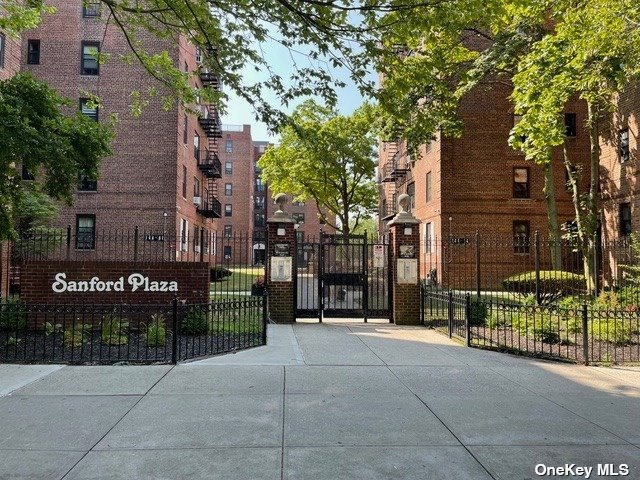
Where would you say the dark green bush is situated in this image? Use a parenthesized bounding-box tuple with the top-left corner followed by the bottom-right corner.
(210, 267, 232, 282)
(502, 271, 585, 297)
(182, 309, 208, 335)
(469, 300, 488, 326)
(0, 298, 27, 331)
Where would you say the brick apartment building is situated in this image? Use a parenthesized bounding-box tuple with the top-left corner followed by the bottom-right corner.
(15, 0, 224, 261)
(379, 82, 591, 287)
(599, 82, 640, 243)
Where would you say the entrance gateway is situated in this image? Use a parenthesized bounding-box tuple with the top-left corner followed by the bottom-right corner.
(295, 232, 392, 322)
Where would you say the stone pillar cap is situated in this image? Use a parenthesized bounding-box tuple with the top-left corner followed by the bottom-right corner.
(267, 193, 295, 223)
(388, 193, 420, 226)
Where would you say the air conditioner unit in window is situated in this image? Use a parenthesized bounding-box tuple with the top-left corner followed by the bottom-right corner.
(193, 196, 202, 206)
(194, 245, 201, 253)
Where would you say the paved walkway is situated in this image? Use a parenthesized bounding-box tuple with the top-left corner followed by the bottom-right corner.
(1, 320, 639, 479)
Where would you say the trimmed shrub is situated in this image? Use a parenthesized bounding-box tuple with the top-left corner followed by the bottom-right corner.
(502, 271, 586, 297)
(102, 315, 129, 345)
(0, 298, 27, 331)
(146, 314, 166, 347)
(210, 267, 232, 282)
(182, 309, 208, 335)
(469, 300, 488, 326)
(511, 313, 561, 344)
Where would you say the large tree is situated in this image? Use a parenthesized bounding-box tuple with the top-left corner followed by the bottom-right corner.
(258, 100, 377, 236)
(0, 73, 113, 240)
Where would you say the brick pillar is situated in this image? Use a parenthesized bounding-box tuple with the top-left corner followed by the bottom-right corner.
(266, 194, 296, 323)
(388, 194, 421, 325)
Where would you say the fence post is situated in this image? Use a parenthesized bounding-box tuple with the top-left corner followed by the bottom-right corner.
(465, 292, 471, 347)
(475, 230, 481, 299)
(582, 303, 589, 366)
(534, 231, 541, 306)
(66, 225, 72, 260)
(593, 232, 600, 297)
(134, 226, 139, 262)
(420, 282, 425, 325)
(171, 298, 178, 364)
(448, 290, 453, 338)
(262, 292, 268, 345)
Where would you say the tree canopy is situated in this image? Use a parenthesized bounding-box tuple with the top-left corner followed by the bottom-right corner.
(0, 73, 113, 240)
(258, 100, 377, 235)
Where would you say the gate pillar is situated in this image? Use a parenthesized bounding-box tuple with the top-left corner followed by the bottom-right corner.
(266, 194, 296, 323)
(388, 194, 421, 325)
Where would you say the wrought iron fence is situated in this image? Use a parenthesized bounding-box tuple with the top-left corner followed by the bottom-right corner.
(0, 297, 267, 364)
(422, 287, 640, 364)
(422, 232, 640, 306)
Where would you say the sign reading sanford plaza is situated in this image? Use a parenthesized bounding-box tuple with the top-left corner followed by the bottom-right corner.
(52, 273, 178, 293)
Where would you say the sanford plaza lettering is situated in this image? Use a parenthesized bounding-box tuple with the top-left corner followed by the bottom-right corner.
(52, 273, 178, 293)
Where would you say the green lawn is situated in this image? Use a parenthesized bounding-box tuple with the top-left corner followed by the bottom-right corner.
(210, 266, 264, 294)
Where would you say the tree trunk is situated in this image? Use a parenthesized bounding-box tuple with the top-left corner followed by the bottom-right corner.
(565, 100, 600, 295)
(542, 161, 562, 269)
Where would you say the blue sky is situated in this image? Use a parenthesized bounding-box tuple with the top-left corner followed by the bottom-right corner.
(220, 39, 375, 141)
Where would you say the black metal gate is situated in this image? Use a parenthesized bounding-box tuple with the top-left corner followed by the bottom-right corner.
(296, 233, 391, 322)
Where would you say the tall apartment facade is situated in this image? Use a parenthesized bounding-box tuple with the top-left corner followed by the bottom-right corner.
(17, 0, 223, 260)
(379, 82, 591, 287)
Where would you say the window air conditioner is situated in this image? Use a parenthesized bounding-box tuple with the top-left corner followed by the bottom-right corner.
(193, 196, 202, 206)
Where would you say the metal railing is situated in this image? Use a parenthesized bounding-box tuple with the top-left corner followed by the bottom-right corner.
(0, 297, 267, 364)
(422, 287, 640, 364)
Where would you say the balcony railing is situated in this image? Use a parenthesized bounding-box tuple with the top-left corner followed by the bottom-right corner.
(198, 149, 222, 179)
(199, 70, 221, 91)
(198, 105, 222, 138)
(197, 194, 221, 218)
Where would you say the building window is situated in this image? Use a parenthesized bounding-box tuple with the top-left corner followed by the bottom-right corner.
(21, 164, 34, 181)
(193, 226, 200, 251)
(180, 218, 188, 251)
(225, 183, 232, 196)
(182, 166, 187, 198)
(513, 167, 530, 198)
(223, 245, 232, 259)
(254, 196, 265, 209)
(620, 203, 632, 236)
(183, 116, 188, 144)
(83, 1, 101, 17)
(407, 182, 415, 209)
(27, 39, 40, 65)
(565, 113, 577, 137)
(424, 222, 433, 254)
(194, 132, 200, 160)
(225, 162, 233, 174)
(195, 46, 202, 63)
(193, 177, 200, 198)
(254, 213, 265, 228)
(0, 33, 5, 68)
(223, 225, 232, 238)
(225, 139, 233, 153)
(255, 178, 265, 192)
(513, 220, 530, 254)
(79, 98, 98, 121)
(81, 41, 100, 75)
(292, 213, 305, 224)
(76, 215, 95, 250)
(78, 174, 97, 191)
(426, 172, 432, 202)
(225, 204, 232, 217)
(619, 129, 630, 163)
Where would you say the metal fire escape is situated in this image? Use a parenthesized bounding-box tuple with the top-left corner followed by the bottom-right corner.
(196, 69, 223, 218)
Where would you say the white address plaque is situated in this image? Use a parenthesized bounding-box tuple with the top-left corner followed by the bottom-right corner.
(397, 259, 418, 284)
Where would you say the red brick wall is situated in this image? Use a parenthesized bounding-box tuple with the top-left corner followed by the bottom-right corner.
(0, 32, 21, 80)
(389, 225, 421, 325)
(20, 261, 210, 304)
(266, 222, 295, 323)
(20, 1, 217, 261)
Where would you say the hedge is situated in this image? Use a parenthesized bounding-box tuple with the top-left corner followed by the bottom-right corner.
(502, 270, 586, 295)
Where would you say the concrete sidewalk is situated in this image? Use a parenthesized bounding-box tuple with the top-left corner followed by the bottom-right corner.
(1, 321, 639, 479)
